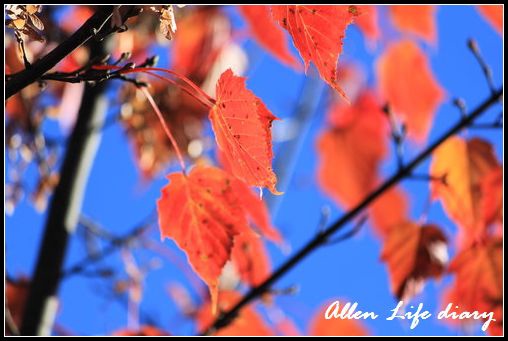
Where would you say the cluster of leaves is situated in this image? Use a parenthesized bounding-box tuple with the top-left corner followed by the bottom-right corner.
(314, 4, 502, 336)
(154, 4, 364, 322)
(4, 5, 502, 336)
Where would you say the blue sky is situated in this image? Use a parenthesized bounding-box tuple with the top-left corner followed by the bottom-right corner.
(5, 5, 503, 336)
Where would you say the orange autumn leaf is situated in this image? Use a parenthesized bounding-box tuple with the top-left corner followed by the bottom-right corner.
(317, 90, 388, 209)
(157, 166, 245, 306)
(389, 5, 437, 44)
(376, 40, 445, 142)
(171, 7, 227, 80)
(309, 301, 369, 336)
(113, 325, 170, 336)
(197, 290, 273, 336)
(430, 137, 501, 243)
(477, 5, 503, 36)
(380, 222, 448, 301)
(369, 187, 409, 239)
(355, 5, 380, 43)
(210, 69, 280, 194)
(444, 237, 502, 335)
(271, 5, 359, 100)
(231, 231, 271, 287)
(222, 157, 281, 243)
(157, 165, 279, 313)
(238, 5, 299, 68)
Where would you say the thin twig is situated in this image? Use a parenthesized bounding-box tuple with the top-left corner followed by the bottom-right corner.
(383, 103, 406, 170)
(468, 38, 497, 96)
(452, 98, 467, 118)
(61, 211, 156, 279)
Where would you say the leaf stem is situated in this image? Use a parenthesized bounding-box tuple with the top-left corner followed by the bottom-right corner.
(93, 64, 216, 109)
(137, 67, 216, 106)
(139, 86, 187, 173)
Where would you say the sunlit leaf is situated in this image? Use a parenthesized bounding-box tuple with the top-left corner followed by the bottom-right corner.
(272, 5, 358, 100)
(381, 222, 448, 300)
(210, 69, 280, 194)
(239, 5, 299, 68)
(376, 39, 445, 142)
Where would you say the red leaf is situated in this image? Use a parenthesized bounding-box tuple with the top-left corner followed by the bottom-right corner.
(430, 137, 501, 243)
(389, 5, 437, 44)
(477, 5, 503, 36)
(355, 5, 380, 43)
(317, 90, 388, 209)
(231, 173, 282, 242)
(271, 5, 359, 100)
(210, 69, 280, 194)
(157, 165, 279, 313)
(380, 222, 448, 300)
(171, 7, 227, 80)
(309, 301, 369, 336)
(238, 5, 299, 68)
(443, 237, 502, 335)
(196, 290, 273, 336)
(376, 39, 445, 142)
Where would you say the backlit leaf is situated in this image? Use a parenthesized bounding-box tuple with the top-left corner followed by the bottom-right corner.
(210, 69, 280, 194)
(381, 222, 448, 300)
(355, 5, 380, 43)
(430, 137, 501, 243)
(477, 5, 503, 36)
(239, 5, 299, 68)
(157, 166, 280, 307)
(157, 165, 278, 313)
(376, 39, 445, 142)
(271, 5, 359, 100)
(389, 5, 437, 44)
(444, 237, 502, 335)
(317, 90, 388, 209)
(171, 7, 228, 80)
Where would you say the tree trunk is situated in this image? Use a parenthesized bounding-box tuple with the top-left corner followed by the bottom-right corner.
(20, 40, 109, 335)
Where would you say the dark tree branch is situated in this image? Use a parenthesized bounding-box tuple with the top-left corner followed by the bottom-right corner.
(19, 38, 110, 335)
(5, 6, 139, 99)
(200, 88, 503, 335)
